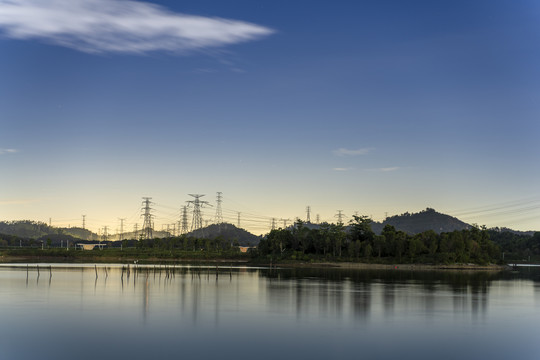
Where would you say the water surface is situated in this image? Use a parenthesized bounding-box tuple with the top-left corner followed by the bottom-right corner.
(1, 264, 539, 360)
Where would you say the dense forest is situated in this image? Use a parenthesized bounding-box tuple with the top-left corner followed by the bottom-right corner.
(488, 229, 540, 262)
(257, 216, 501, 265)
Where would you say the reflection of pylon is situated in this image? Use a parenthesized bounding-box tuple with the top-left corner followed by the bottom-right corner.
(215, 192, 223, 224)
(181, 206, 189, 234)
(187, 194, 209, 231)
(141, 197, 154, 239)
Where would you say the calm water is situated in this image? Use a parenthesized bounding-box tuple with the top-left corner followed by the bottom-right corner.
(1, 264, 539, 360)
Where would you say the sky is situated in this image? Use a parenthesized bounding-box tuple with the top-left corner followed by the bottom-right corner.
(1, 0, 539, 235)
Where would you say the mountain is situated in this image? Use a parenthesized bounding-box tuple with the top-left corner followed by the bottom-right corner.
(187, 223, 260, 246)
(0, 221, 102, 242)
(0, 220, 57, 239)
(371, 208, 471, 235)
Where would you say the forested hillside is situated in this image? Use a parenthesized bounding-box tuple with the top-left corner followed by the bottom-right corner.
(371, 208, 470, 235)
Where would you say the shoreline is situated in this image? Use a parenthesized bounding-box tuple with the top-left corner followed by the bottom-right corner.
(277, 261, 506, 271)
(0, 254, 506, 271)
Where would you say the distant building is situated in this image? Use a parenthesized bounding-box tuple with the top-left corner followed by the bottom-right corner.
(76, 243, 106, 250)
(238, 246, 255, 253)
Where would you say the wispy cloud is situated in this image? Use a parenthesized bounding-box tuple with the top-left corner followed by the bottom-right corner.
(333, 167, 353, 172)
(0, 148, 18, 155)
(0, 198, 40, 205)
(365, 167, 400, 172)
(332, 148, 371, 157)
(0, 0, 274, 54)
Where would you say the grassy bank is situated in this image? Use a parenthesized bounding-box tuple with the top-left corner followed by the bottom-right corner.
(0, 248, 249, 264)
(0, 248, 506, 271)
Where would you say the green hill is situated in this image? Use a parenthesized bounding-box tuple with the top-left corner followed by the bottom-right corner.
(371, 208, 471, 235)
(187, 223, 260, 246)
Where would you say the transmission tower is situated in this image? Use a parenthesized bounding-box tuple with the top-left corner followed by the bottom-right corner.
(181, 206, 189, 234)
(102, 226, 109, 242)
(271, 218, 276, 230)
(215, 192, 223, 224)
(118, 218, 125, 241)
(281, 218, 291, 228)
(141, 197, 154, 240)
(316, 214, 320, 224)
(335, 210, 345, 224)
(187, 194, 209, 231)
(306, 206, 311, 223)
(237, 212, 241, 228)
(82, 215, 86, 229)
(133, 223, 139, 240)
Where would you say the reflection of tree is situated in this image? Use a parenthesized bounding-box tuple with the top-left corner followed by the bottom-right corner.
(259, 267, 503, 322)
(351, 282, 371, 320)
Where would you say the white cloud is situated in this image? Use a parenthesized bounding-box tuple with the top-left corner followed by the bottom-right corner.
(333, 167, 352, 171)
(0, 148, 18, 155)
(332, 148, 371, 157)
(0, 0, 274, 54)
(365, 167, 400, 172)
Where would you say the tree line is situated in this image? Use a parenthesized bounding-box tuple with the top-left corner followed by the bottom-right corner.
(257, 216, 501, 265)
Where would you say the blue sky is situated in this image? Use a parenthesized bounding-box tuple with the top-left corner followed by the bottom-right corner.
(1, 0, 539, 234)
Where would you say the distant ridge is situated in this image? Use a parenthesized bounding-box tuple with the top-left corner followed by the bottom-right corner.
(371, 208, 471, 235)
(187, 223, 260, 246)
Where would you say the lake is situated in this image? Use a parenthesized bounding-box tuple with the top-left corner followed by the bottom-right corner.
(1, 263, 539, 360)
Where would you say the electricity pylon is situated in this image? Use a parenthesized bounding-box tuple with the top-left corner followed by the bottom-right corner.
(118, 218, 126, 241)
(335, 210, 345, 225)
(187, 194, 209, 231)
(181, 206, 189, 234)
(141, 197, 154, 240)
(215, 192, 223, 224)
